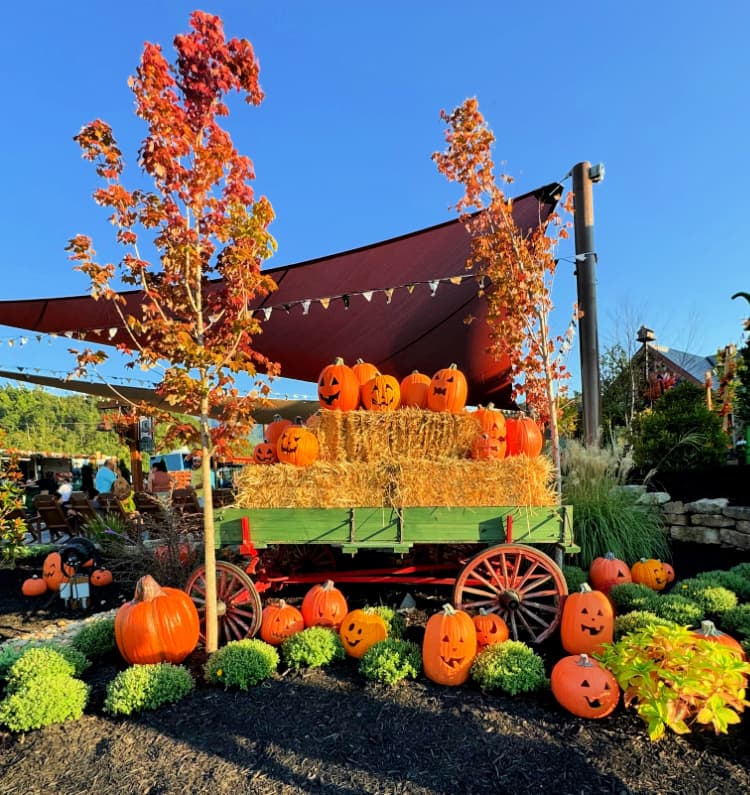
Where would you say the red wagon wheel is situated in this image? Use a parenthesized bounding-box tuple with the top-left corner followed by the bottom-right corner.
(453, 543, 567, 643)
(185, 561, 263, 646)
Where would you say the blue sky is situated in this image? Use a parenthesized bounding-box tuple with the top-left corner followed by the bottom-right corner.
(1, 1, 749, 400)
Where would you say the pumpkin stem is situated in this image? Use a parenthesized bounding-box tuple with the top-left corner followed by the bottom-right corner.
(333, 356, 346, 365)
(441, 603, 457, 615)
(580, 583, 593, 593)
(278, 599, 287, 609)
(577, 653, 594, 667)
(699, 620, 720, 636)
(134, 574, 164, 603)
(604, 552, 615, 560)
(322, 580, 335, 591)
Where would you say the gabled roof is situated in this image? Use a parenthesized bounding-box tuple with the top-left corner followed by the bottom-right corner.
(647, 344, 716, 385)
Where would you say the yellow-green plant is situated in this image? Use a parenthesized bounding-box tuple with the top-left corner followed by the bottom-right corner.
(103, 663, 194, 715)
(281, 626, 345, 671)
(597, 624, 750, 741)
(359, 638, 421, 686)
(204, 639, 279, 689)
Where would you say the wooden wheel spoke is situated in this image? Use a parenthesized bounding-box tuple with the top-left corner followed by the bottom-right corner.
(460, 595, 499, 611)
(480, 558, 508, 591)
(521, 600, 561, 614)
(518, 604, 555, 626)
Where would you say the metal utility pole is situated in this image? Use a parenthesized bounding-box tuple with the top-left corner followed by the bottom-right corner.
(572, 161, 604, 446)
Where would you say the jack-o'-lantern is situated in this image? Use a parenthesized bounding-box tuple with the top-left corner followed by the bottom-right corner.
(505, 415, 544, 457)
(422, 603, 477, 686)
(560, 583, 613, 655)
(661, 561, 675, 583)
(693, 620, 745, 659)
(265, 414, 292, 447)
(339, 609, 388, 658)
(42, 551, 69, 592)
(253, 439, 278, 465)
(399, 370, 431, 408)
(472, 609, 509, 650)
(472, 403, 507, 440)
(588, 552, 632, 595)
(471, 433, 506, 461)
(351, 358, 380, 386)
(21, 576, 48, 597)
(427, 364, 468, 413)
(277, 422, 319, 467)
(301, 580, 348, 629)
(550, 653, 620, 719)
(631, 558, 667, 591)
(90, 568, 113, 587)
(317, 357, 360, 411)
(260, 599, 305, 646)
(361, 373, 401, 412)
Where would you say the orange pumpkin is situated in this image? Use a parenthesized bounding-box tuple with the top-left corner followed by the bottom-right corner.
(472, 609, 509, 650)
(550, 653, 620, 719)
(265, 414, 292, 447)
(505, 415, 543, 457)
(21, 576, 48, 597)
(114, 574, 200, 665)
(317, 357, 360, 411)
(589, 552, 632, 595)
(560, 583, 614, 655)
(253, 439, 278, 465)
(661, 561, 675, 583)
(422, 603, 477, 686)
(300, 580, 348, 630)
(361, 373, 401, 412)
(427, 364, 468, 413)
(399, 370, 431, 408)
(470, 432, 506, 461)
(277, 422, 319, 467)
(693, 620, 745, 659)
(90, 568, 113, 587)
(260, 599, 305, 646)
(472, 403, 507, 440)
(339, 609, 388, 658)
(42, 552, 69, 592)
(630, 558, 667, 591)
(351, 358, 380, 386)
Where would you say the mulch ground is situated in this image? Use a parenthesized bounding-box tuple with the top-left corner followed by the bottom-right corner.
(2, 547, 750, 795)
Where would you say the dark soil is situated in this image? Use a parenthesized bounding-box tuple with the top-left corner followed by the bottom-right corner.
(2, 550, 750, 795)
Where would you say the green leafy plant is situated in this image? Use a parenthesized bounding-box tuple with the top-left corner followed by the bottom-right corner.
(608, 582, 660, 614)
(597, 623, 750, 741)
(614, 611, 678, 639)
(649, 594, 704, 627)
(470, 641, 547, 695)
(4, 646, 77, 686)
(358, 638, 421, 686)
(720, 604, 750, 639)
(0, 673, 89, 732)
(730, 562, 750, 580)
(696, 570, 750, 601)
(363, 605, 406, 639)
(562, 564, 589, 593)
(0, 445, 28, 568)
(281, 626, 345, 671)
(674, 579, 737, 617)
(0, 643, 91, 681)
(204, 639, 279, 689)
(71, 618, 117, 659)
(103, 663, 194, 716)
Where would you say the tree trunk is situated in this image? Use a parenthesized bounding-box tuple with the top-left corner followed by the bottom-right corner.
(200, 393, 218, 653)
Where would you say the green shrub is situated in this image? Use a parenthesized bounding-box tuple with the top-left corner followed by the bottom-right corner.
(363, 606, 406, 639)
(674, 579, 737, 616)
(281, 626, 345, 670)
(4, 647, 76, 687)
(103, 663, 194, 716)
(696, 570, 750, 601)
(0, 643, 90, 682)
(562, 565, 588, 593)
(649, 594, 704, 627)
(614, 610, 678, 639)
(0, 645, 28, 682)
(608, 582, 659, 614)
(71, 618, 117, 659)
(470, 641, 547, 695)
(721, 604, 750, 638)
(730, 562, 750, 581)
(0, 673, 89, 732)
(359, 638, 421, 686)
(204, 639, 279, 689)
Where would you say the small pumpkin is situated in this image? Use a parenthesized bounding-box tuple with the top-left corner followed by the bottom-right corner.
(472, 609, 509, 650)
(114, 574, 200, 665)
(361, 373, 401, 412)
(505, 415, 543, 457)
(550, 653, 620, 719)
(42, 551, 69, 592)
(661, 561, 675, 583)
(260, 599, 305, 646)
(693, 620, 745, 659)
(630, 558, 667, 591)
(300, 580, 348, 629)
(265, 414, 292, 447)
(399, 370, 431, 409)
(422, 603, 477, 686)
(277, 421, 320, 467)
(21, 576, 48, 597)
(427, 364, 468, 413)
(560, 583, 614, 655)
(588, 552, 632, 595)
(317, 357, 360, 411)
(253, 439, 278, 465)
(351, 358, 380, 386)
(470, 432, 506, 461)
(339, 609, 388, 658)
(90, 568, 113, 587)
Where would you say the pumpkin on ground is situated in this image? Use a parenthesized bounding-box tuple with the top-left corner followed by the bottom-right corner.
(426, 364, 468, 413)
(361, 373, 401, 412)
(317, 357, 360, 411)
(550, 653, 620, 719)
(21, 576, 48, 597)
(631, 558, 668, 591)
(277, 422, 320, 467)
(351, 358, 380, 386)
(339, 609, 388, 658)
(588, 552, 632, 595)
(399, 370, 431, 408)
(300, 580, 349, 630)
(260, 599, 305, 646)
(560, 583, 614, 655)
(472, 609, 509, 651)
(422, 603, 477, 686)
(89, 568, 113, 587)
(42, 552, 69, 592)
(693, 620, 745, 659)
(114, 574, 200, 665)
(253, 439, 278, 465)
(505, 415, 544, 457)
(265, 414, 292, 447)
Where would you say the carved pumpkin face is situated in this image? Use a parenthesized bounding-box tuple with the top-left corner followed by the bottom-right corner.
(253, 439, 278, 465)
(427, 364, 468, 413)
(589, 552, 632, 595)
(472, 610, 509, 650)
(550, 654, 620, 719)
(399, 370, 431, 408)
(301, 580, 348, 629)
(471, 433, 506, 460)
(90, 568, 113, 587)
(317, 357, 360, 411)
(361, 374, 401, 412)
(473, 404, 507, 440)
(631, 558, 667, 591)
(277, 424, 319, 467)
(339, 609, 388, 658)
(422, 604, 477, 686)
(560, 584, 614, 655)
(260, 600, 305, 646)
(42, 552, 69, 592)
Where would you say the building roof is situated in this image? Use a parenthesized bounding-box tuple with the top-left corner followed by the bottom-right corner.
(647, 344, 716, 385)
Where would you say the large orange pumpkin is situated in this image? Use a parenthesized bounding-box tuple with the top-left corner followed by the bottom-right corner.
(339, 609, 388, 658)
(361, 373, 401, 412)
(693, 620, 745, 659)
(253, 439, 278, 465)
(550, 653, 620, 719)
(21, 576, 48, 597)
(277, 422, 319, 467)
(505, 416, 543, 457)
(427, 364, 468, 413)
(265, 414, 292, 447)
(472, 403, 507, 440)
(560, 583, 614, 655)
(470, 433, 506, 461)
(472, 609, 509, 651)
(399, 370, 431, 408)
(422, 603, 477, 686)
(589, 552, 632, 595)
(317, 357, 360, 411)
(260, 599, 305, 646)
(351, 358, 380, 386)
(114, 574, 200, 665)
(42, 552, 69, 592)
(300, 580, 348, 629)
(630, 558, 668, 591)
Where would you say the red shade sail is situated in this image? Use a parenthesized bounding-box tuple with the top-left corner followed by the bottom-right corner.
(0, 183, 561, 409)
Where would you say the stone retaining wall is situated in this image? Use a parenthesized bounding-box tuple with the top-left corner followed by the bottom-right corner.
(660, 498, 750, 550)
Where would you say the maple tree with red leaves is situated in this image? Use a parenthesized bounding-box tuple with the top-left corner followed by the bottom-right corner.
(66, 11, 279, 651)
(433, 98, 576, 491)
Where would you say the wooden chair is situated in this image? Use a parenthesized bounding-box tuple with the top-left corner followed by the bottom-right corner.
(96, 492, 135, 521)
(133, 491, 167, 519)
(69, 491, 100, 527)
(171, 487, 202, 515)
(32, 494, 75, 542)
(211, 488, 235, 508)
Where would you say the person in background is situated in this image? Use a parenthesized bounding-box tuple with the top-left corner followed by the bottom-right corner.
(147, 460, 174, 502)
(190, 456, 216, 507)
(37, 470, 57, 495)
(80, 460, 96, 498)
(57, 474, 73, 505)
(94, 457, 118, 495)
